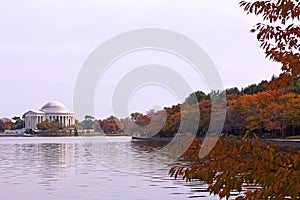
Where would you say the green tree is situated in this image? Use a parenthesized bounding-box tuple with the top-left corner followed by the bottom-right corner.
(0, 120, 5, 132)
(12, 116, 24, 129)
(242, 83, 267, 94)
(290, 75, 300, 93)
(75, 119, 83, 130)
(25, 128, 35, 134)
(185, 91, 208, 105)
(226, 87, 241, 96)
(83, 115, 95, 129)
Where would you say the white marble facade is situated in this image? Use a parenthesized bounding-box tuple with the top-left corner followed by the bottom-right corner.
(24, 101, 75, 130)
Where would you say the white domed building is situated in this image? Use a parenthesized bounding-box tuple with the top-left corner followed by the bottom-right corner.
(24, 101, 75, 130)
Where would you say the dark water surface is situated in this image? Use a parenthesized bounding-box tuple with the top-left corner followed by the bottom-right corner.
(0, 136, 219, 200)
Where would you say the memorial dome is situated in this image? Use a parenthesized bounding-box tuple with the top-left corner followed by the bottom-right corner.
(40, 101, 70, 113)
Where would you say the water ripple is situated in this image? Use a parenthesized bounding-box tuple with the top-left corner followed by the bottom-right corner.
(0, 137, 218, 200)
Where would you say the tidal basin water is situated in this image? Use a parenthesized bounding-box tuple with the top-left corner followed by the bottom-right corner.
(0, 136, 219, 200)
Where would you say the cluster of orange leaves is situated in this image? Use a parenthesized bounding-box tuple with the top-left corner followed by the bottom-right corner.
(240, 0, 300, 77)
(170, 135, 300, 199)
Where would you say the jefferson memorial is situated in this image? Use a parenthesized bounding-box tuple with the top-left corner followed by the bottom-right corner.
(24, 101, 75, 130)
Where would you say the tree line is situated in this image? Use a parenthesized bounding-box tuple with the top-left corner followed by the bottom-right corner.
(74, 76, 300, 139)
(1, 76, 299, 138)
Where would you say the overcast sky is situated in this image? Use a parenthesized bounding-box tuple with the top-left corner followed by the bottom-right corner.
(0, 0, 281, 119)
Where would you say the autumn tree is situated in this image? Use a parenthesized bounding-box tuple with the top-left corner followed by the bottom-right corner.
(36, 120, 63, 132)
(198, 100, 212, 135)
(36, 120, 51, 130)
(162, 110, 181, 137)
(261, 103, 286, 137)
(281, 92, 300, 134)
(225, 89, 300, 138)
(50, 120, 63, 130)
(130, 112, 151, 127)
(240, 0, 300, 84)
(3, 120, 13, 130)
(170, 136, 300, 199)
(98, 115, 123, 134)
(225, 95, 254, 135)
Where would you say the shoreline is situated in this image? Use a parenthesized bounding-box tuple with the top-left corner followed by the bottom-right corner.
(0, 133, 131, 137)
(1, 133, 300, 150)
(261, 139, 300, 150)
(132, 136, 173, 142)
(131, 136, 300, 150)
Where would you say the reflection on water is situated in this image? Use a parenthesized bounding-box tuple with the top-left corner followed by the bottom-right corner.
(0, 137, 220, 200)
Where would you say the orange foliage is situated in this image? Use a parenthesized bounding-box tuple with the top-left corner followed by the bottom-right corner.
(240, 0, 300, 82)
(170, 136, 300, 199)
(225, 90, 300, 138)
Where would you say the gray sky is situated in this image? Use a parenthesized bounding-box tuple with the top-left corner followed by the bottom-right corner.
(0, 0, 281, 119)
